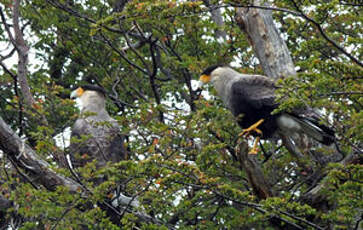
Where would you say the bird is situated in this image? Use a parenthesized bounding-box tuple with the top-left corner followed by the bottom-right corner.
(68, 85, 127, 171)
(199, 65, 335, 154)
(68, 85, 142, 210)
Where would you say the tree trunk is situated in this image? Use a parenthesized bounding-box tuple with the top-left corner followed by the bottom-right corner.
(235, 2, 296, 79)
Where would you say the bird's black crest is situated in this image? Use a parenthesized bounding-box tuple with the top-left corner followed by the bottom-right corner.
(81, 84, 106, 96)
(201, 64, 225, 75)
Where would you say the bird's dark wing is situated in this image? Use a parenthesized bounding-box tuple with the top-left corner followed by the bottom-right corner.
(230, 74, 278, 114)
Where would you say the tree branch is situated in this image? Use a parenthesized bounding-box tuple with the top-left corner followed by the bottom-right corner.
(236, 141, 273, 199)
(301, 150, 362, 205)
(12, 0, 34, 108)
(0, 115, 82, 192)
(234, 1, 297, 79)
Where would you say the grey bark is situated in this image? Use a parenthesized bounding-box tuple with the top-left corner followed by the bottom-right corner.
(11, 0, 48, 125)
(235, 1, 296, 79)
(12, 0, 34, 107)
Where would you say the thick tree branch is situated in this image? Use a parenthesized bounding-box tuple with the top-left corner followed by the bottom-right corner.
(1, 2, 48, 126)
(12, 0, 35, 108)
(235, 1, 296, 79)
(236, 141, 273, 199)
(0, 116, 82, 192)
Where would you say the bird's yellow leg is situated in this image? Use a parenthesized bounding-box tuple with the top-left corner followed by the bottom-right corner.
(248, 137, 260, 154)
(239, 119, 264, 137)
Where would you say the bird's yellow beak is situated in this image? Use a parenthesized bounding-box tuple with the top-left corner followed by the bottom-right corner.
(199, 74, 211, 84)
(70, 87, 84, 99)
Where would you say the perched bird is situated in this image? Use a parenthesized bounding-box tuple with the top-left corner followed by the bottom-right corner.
(69, 85, 141, 210)
(199, 65, 335, 154)
(69, 85, 127, 169)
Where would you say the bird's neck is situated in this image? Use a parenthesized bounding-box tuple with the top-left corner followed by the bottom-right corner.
(212, 75, 235, 105)
(80, 97, 108, 117)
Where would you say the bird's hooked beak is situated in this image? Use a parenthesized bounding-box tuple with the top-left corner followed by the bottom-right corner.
(199, 74, 211, 87)
(70, 87, 84, 99)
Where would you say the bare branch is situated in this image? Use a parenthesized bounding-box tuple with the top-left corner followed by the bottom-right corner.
(12, 0, 34, 107)
(0, 61, 17, 79)
(0, 48, 16, 62)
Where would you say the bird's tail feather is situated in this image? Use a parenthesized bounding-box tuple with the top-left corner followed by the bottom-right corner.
(292, 116, 335, 145)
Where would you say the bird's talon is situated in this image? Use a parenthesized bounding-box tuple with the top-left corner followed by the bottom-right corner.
(239, 130, 249, 137)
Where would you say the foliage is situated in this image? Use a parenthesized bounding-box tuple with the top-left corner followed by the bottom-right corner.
(0, 0, 361, 229)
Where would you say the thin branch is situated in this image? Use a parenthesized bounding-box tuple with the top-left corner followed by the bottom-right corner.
(100, 33, 148, 75)
(45, 0, 127, 34)
(213, 190, 324, 230)
(0, 61, 17, 79)
(0, 6, 17, 46)
(0, 48, 16, 62)
(289, 1, 362, 67)
(109, 77, 137, 109)
(318, 91, 363, 96)
(149, 40, 164, 122)
(50, 198, 81, 230)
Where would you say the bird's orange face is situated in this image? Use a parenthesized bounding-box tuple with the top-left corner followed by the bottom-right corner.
(70, 87, 85, 99)
(199, 74, 211, 84)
